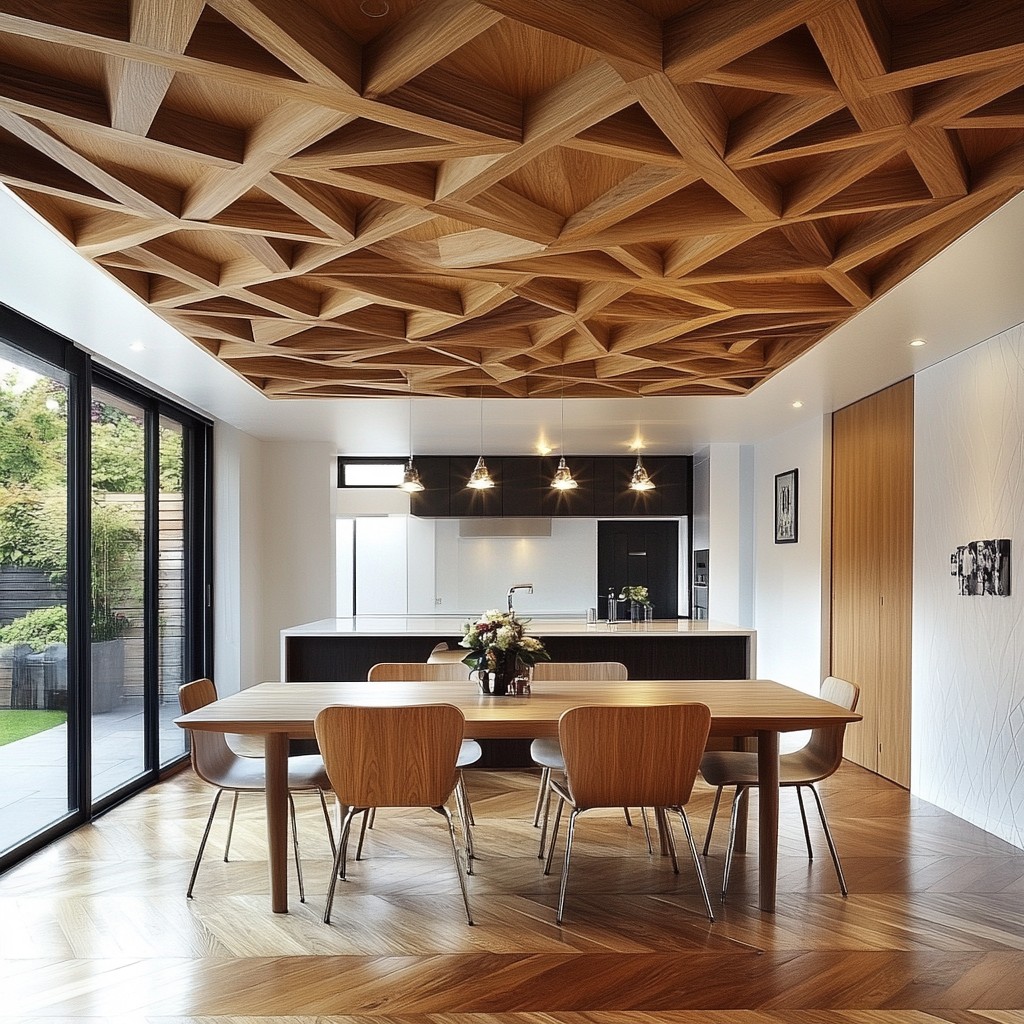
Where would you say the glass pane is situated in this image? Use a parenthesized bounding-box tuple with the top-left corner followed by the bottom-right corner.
(0, 343, 73, 853)
(343, 463, 403, 486)
(90, 389, 146, 797)
(158, 417, 186, 764)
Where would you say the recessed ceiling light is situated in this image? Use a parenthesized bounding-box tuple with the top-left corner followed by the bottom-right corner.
(129, 341, 145, 352)
(791, 401, 803, 409)
(909, 337, 927, 347)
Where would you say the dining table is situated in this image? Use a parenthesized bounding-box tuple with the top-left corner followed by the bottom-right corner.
(175, 677, 860, 914)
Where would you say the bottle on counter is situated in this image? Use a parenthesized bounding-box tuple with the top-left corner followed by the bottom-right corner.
(607, 589, 618, 622)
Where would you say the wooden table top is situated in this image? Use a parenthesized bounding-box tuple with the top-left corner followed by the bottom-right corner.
(175, 678, 860, 740)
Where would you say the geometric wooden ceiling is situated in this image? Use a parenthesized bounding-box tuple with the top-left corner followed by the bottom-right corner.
(1, 2, 1022, 399)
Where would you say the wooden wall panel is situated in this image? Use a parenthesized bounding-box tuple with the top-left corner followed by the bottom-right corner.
(831, 378, 913, 786)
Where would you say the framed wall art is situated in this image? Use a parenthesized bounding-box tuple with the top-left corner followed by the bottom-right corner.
(775, 469, 798, 544)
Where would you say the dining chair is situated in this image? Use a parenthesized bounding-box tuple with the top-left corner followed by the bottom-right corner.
(314, 702, 474, 925)
(527, 662, 642, 856)
(700, 675, 861, 899)
(426, 642, 467, 664)
(542, 702, 714, 924)
(177, 677, 335, 901)
(366, 662, 481, 857)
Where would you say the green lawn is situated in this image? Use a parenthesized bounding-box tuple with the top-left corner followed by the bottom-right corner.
(0, 710, 67, 746)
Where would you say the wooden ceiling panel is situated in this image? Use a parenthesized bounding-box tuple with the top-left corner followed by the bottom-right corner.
(1, 0, 1022, 399)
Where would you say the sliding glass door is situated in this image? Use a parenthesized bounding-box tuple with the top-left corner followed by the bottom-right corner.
(0, 306, 212, 866)
(0, 340, 74, 853)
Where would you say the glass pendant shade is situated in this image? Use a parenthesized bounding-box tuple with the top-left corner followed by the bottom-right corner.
(467, 455, 494, 489)
(551, 455, 577, 490)
(399, 459, 424, 492)
(629, 454, 655, 491)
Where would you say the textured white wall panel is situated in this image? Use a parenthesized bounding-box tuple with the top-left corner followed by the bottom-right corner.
(913, 322, 1024, 849)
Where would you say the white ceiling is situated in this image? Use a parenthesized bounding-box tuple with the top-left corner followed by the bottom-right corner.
(4, 187, 1024, 457)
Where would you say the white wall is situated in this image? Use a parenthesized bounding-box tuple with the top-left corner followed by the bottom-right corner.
(752, 417, 830, 695)
(913, 321, 1024, 849)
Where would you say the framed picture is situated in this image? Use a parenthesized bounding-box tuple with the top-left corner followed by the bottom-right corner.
(775, 469, 798, 544)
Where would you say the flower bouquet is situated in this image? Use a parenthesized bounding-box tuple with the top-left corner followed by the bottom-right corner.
(459, 609, 550, 695)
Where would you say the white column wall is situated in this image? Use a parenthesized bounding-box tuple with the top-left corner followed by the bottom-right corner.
(257, 443, 336, 682)
(212, 423, 263, 695)
(707, 443, 755, 627)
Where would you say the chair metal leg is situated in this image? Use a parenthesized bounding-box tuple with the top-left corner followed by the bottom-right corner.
(543, 794, 565, 876)
(455, 773, 475, 870)
(538, 776, 556, 859)
(661, 808, 680, 873)
(623, 806, 633, 827)
(675, 806, 715, 923)
(462, 774, 476, 826)
(795, 785, 814, 860)
(367, 807, 376, 829)
(640, 806, 653, 855)
(324, 806, 356, 925)
(806, 784, 848, 896)
(288, 792, 305, 903)
(223, 790, 238, 864)
(318, 788, 337, 857)
(355, 806, 370, 860)
(435, 805, 474, 925)
(555, 808, 580, 924)
(187, 788, 224, 898)
(721, 785, 747, 900)
(703, 785, 724, 855)
(532, 767, 550, 827)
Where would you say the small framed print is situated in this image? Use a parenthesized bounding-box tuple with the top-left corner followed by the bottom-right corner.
(775, 469, 798, 544)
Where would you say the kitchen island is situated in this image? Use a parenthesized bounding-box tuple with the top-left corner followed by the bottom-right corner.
(282, 616, 756, 766)
(282, 616, 755, 683)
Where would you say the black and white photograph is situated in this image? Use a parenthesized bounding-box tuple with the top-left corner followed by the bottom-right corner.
(951, 539, 1012, 596)
(775, 469, 798, 544)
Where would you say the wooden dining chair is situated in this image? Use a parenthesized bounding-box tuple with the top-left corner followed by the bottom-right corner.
(426, 642, 467, 664)
(527, 662, 641, 856)
(700, 675, 861, 899)
(314, 703, 474, 925)
(366, 662, 481, 858)
(177, 677, 335, 902)
(542, 702, 714, 924)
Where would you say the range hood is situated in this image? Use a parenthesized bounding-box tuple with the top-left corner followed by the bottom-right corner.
(459, 518, 553, 538)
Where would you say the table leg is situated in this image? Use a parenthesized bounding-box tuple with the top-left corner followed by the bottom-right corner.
(756, 729, 779, 913)
(732, 735, 749, 853)
(265, 732, 290, 913)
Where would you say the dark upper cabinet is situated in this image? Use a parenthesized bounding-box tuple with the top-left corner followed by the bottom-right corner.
(448, 455, 502, 516)
(499, 457, 543, 517)
(409, 454, 691, 518)
(407, 456, 450, 517)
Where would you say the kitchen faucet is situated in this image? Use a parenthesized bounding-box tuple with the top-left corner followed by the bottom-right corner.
(507, 583, 534, 614)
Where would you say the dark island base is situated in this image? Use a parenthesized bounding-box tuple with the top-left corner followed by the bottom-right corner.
(286, 630, 750, 768)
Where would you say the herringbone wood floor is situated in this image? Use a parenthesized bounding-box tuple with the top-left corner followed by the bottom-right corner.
(2, 762, 1023, 1022)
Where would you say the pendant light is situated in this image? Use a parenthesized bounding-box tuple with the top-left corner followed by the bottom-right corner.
(398, 392, 423, 493)
(467, 392, 494, 489)
(550, 380, 577, 490)
(629, 453, 655, 491)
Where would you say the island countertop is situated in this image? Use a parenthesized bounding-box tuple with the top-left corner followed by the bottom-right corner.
(282, 616, 754, 639)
